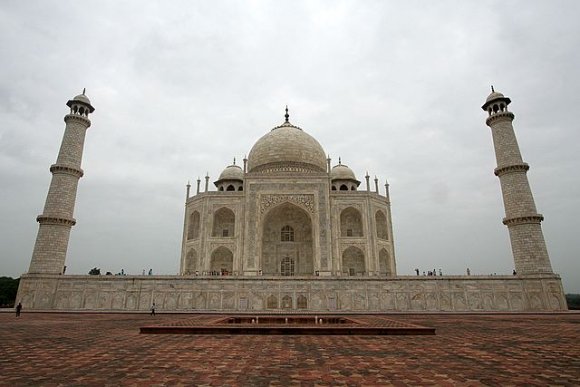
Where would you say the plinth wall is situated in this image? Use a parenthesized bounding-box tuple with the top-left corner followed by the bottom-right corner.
(16, 274, 567, 312)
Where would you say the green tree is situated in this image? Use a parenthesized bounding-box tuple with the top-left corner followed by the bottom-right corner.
(0, 277, 20, 307)
(566, 294, 580, 310)
(88, 267, 101, 275)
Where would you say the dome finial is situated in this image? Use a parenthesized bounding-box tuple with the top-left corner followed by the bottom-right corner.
(491, 85, 495, 93)
(233, 157, 236, 165)
(82, 88, 86, 95)
(284, 105, 289, 123)
(338, 157, 342, 165)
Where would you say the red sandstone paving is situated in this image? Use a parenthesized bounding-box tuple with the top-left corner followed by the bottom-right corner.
(0, 313, 579, 386)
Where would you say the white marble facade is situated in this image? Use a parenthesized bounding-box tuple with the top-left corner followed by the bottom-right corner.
(17, 274, 567, 312)
(180, 116, 396, 280)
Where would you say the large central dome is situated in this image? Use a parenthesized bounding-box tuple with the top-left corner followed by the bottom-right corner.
(247, 120, 327, 173)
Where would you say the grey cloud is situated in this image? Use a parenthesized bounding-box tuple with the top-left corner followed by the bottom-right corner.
(0, 1, 578, 291)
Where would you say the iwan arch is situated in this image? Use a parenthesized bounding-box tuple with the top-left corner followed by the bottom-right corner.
(16, 90, 567, 312)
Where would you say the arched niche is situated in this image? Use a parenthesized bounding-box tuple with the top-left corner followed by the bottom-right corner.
(184, 249, 198, 274)
(210, 246, 233, 274)
(187, 211, 200, 240)
(261, 202, 313, 275)
(378, 248, 390, 276)
(342, 246, 365, 276)
(267, 295, 278, 309)
(212, 207, 235, 237)
(375, 210, 388, 240)
(281, 295, 292, 309)
(340, 207, 363, 237)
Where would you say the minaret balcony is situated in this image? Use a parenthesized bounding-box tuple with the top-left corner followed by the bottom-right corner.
(486, 111, 515, 126)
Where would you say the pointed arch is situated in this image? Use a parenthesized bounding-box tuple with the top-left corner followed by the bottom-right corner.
(261, 202, 313, 275)
(267, 295, 278, 309)
(210, 246, 233, 274)
(185, 249, 198, 274)
(187, 211, 200, 240)
(378, 248, 390, 276)
(375, 210, 388, 240)
(281, 295, 292, 309)
(340, 207, 363, 237)
(212, 207, 235, 237)
(342, 246, 365, 276)
(297, 295, 308, 309)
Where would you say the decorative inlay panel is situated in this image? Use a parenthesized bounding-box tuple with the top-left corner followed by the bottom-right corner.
(260, 194, 315, 215)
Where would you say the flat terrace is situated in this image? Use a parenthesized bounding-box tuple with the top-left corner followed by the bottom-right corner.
(0, 312, 578, 385)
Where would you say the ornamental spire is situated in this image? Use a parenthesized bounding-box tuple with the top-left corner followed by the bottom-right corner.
(284, 105, 289, 123)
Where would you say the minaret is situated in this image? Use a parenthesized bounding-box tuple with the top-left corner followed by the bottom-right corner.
(482, 88, 553, 274)
(28, 91, 94, 274)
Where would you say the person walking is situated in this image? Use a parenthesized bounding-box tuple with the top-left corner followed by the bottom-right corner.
(15, 302, 22, 317)
(150, 302, 156, 316)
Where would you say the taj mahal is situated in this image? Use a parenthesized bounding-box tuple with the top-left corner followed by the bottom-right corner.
(16, 89, 567, 312)
(180, 107, 395, 279)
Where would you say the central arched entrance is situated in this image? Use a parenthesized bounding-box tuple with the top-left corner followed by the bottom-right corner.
(261, 203, 313, 275)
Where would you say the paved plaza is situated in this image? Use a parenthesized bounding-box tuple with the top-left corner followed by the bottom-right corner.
(1, 312, 579, 386)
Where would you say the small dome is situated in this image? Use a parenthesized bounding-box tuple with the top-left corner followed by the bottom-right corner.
(247, 122, 327, 173)
(218, 164, 243, 181)
(67, 90, 95, 113)
(73, 93, 91, 105)
(482, 88, 511, 111)
(485, 91, 505, 103)
(330, 164, 357, 181)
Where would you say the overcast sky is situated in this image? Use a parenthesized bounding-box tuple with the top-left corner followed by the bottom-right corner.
(1, 1, 579, 292)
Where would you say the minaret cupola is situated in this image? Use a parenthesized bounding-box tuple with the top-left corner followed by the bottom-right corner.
(482, 86, 513, 121)
(66, 89, 95, 118)
(214, 158, 244, 191)
(330, 158, 360, 191)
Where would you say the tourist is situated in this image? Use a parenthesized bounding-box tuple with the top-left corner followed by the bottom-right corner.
(467, 268, 471, 276)
(415, 268, 419, 276)
(15, 302, 22, 317)
(439, 269, 442, 276)
(513, 269, 517, 275)
(150, 302, 156, 316)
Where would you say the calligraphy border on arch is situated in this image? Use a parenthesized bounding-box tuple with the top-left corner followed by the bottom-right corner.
(259, 194, 315, 217)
